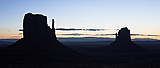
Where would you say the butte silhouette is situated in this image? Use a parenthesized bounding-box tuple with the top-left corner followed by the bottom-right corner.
(1, 13, 83, 63)
(106, 27, 146, 52)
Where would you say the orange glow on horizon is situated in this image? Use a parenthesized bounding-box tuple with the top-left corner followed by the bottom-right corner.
(0, 34, 159, 40)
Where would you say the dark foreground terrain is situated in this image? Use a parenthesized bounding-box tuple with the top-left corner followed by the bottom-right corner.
(0, 40, 160, 68)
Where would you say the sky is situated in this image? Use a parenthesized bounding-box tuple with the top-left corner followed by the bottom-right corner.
(0, 0, 160, 40)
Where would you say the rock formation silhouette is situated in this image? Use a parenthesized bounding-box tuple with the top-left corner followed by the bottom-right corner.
(107, 27, 146, 52)
(1, 13, 83, 64)
(23, 13, 56, 41)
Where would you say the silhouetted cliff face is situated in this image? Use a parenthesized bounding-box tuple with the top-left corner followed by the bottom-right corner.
(23, 13, 56, 41)
(1, 13, 83, 63)
(107, 27, 145, 51)
(116, 27, 131, 42)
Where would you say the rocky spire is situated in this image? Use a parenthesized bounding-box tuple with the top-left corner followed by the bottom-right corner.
(52, 19, 55, 29)
(52, 19, 55, 36)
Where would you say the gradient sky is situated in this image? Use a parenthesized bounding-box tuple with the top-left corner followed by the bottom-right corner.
(0, 0, 160, 40)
